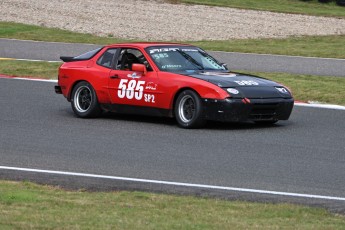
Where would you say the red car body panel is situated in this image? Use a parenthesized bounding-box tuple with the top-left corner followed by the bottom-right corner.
(58, 43, 229, 111)
(56, 42, 294, 125)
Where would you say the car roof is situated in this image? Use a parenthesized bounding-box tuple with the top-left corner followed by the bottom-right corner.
(104, 42, 193, 49)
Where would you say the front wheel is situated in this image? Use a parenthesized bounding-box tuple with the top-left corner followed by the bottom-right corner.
(174, 90, 205, 128)
(71, 81, 101, 118)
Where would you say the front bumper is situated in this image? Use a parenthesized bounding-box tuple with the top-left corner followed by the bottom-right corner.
(203, 97, 294, 122)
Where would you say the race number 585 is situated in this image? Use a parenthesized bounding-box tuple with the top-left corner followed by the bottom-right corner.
(118, 79, 145, 100)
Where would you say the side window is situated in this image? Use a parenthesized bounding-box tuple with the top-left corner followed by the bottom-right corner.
(97, 48, 117, 69)
(116, 48, 152, 71)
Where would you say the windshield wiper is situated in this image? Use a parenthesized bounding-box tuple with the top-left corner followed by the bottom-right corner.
(176, 50, 204, 70)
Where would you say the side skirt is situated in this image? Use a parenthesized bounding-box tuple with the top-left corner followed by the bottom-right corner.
(100, 104, 172, 118)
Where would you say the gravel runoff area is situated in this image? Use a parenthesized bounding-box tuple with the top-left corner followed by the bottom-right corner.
(1, 0, 345, 41)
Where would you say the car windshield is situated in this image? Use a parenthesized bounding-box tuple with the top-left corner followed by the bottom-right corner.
(145, 46, 227, 72)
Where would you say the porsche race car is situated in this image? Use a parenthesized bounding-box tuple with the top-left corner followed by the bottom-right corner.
(55, 43, 294, 128)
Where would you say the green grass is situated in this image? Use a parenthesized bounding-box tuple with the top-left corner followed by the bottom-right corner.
(193, 36, 345, 59)
(237, 70, 345, 105)
(1, 180, 344, 229)
(0, 59, 61, 79)
(0, 22, 128, 45)
(1, 59, 345, 105)
(178, 0, 345, 18)
(1, 21, 345, 58)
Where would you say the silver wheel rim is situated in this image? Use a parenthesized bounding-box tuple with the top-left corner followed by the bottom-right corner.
(178, 95, 195, 123)
(74, 86, 92, 113)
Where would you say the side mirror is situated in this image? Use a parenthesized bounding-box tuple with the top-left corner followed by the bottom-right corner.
(132, 64, 147, 76)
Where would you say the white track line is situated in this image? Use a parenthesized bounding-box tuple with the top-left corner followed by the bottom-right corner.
(0, 75, 57, 83)
(1, 75, 345, 110)
(211, 50, 345, 61)
(0, 57, 61, 63)
(14, 58, 61, 63)
(12, 77, 57, 83)
(1, 166, 344, 201)
(294, 103, 345, 110)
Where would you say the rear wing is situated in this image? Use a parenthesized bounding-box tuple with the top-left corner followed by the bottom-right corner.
(60, 47, 103, 62)
(60, 56, 77, 62)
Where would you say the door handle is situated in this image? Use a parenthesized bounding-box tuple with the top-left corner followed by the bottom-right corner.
(110, 74, 119, 79)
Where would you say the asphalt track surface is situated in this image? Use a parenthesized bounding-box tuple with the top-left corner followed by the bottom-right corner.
(1, 38, 345, 212)
(1, 38, 345, 77)
(0, 78, 345, 213)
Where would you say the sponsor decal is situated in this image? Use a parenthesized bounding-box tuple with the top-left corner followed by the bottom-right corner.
(149, 48, 199, 54)
(234, 80, 259, 86)
(162, 64, 182, 69)
(201, 72, 237, 78)
(276, 87, 289, 94)
(150, 48, 179, 54)
(127, 72, 141, 79)
(227, 88, 239, 94)
(180, 48, 199, 52)
(145, 82, 157, 91)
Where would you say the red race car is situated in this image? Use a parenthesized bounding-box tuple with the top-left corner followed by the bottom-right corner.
(55, 43, 293, 128)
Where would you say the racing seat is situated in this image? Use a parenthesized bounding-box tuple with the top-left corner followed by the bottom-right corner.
(120, 53, 140, 70)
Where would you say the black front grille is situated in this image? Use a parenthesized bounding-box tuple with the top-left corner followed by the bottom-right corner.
(249, 103, 279, 120)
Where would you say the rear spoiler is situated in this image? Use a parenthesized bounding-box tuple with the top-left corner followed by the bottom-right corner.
(60, 47, 103, 62)
(60, 56, 79, 62)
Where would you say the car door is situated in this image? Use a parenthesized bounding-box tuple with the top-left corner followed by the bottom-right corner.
(108, 48, 160, 107)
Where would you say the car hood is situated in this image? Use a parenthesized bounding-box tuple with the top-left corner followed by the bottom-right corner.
(186, 72, 278, 87)
(184, 72, 292, 99)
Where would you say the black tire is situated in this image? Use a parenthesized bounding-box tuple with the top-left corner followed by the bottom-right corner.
(336, 0, 345, 6)
(174, 90, 206, 128)
(70, 81, 101, 118)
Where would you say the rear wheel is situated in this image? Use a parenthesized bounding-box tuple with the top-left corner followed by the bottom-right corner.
(71, 81, 101, 118)
(174, 90, 205, 128)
